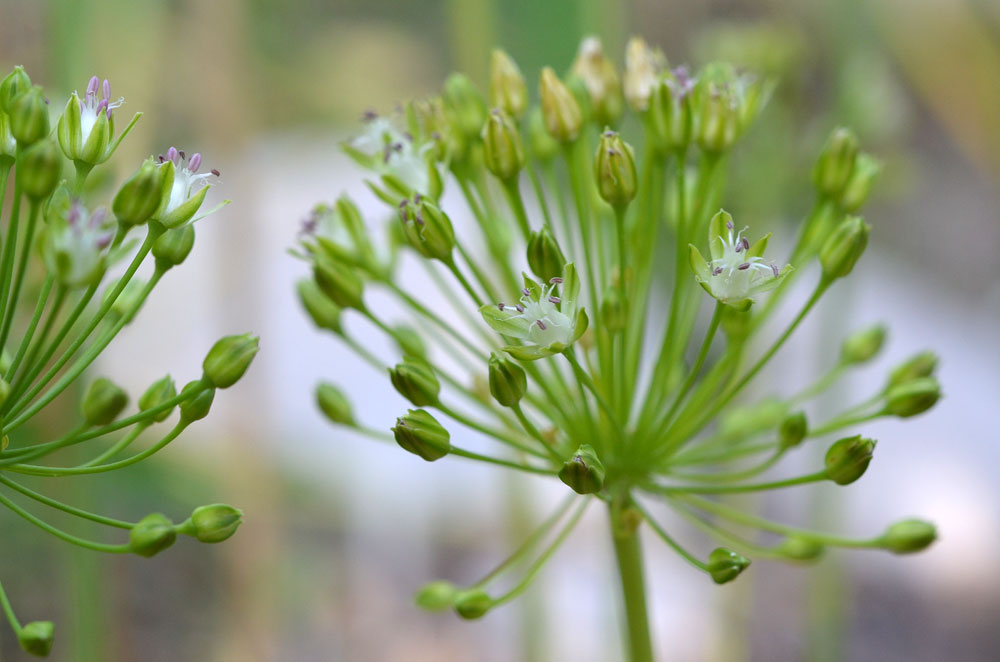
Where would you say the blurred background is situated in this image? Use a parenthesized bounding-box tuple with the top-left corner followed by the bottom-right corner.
(1, 0, 999, 660)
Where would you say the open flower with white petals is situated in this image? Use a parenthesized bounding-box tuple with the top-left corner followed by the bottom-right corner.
(57, 76, 137, 166)
(479, 264, 589, 360)
(39, 197, 117, 287)
(343, 111, 440, 199)
(155, 146, 220, 228)
(689, 209, 790, 310)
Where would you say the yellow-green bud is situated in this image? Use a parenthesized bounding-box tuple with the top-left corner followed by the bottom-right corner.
(819, 216, 869, 280)
(812, 127, 859, 198)
(392, 408, 450, 462)
(138, 375, 177, 423)
(824, 435, 875, 485)
(0, 112, 15, 161)
(707, 547, 750, 584)
(624, 37, 666, 112)
(887, 351, 938, 389)
(840, 324, 886, 365)
(129, 513, 176, 557)
(313, 258, 365, 310)
(571, 36, 624, 127)
(453, 589, 493, 620)
(9, 85, 49, 146)
(20, 139, 62, 200)
(527, 107, 559, 162)
(779, 411, 808, 450)
(415, 580, 460, 611)
(203, 333, 259, 389)
(316, 382, 355, 426)
(0, 66, 31, 113)
(81, 377, 128, 426)
(0, 377, 10, 409)
(443, 73, 487, 140)
(18, 621, 54, 657)
(389, 360, 440, 407)
(775, 536, 824, 562)
(392, 324, 427, 361)
(594, 130, 637, 210)
(398, 196, 456, 262)
(539, 67, 583, 143)
(885, 376, 940, 418)
(113, 159, 171, 227)
(152, 224, 195, 270)
(179, 380, 215, 423)
(183, 503, 243, 543)
(488, 353, 526, 408)
(840, 152, 881, 213)
(526, 227, 566, 283)
(558, 444, 606, 494)
(648, 71, 694, 152)
(490, 49, 527, 119)
(880, 519, 937, 554)
(482, 108, 524, 181)
(297, 279, 343, 334)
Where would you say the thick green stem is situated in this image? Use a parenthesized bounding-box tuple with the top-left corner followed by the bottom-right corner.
(610, 502, 654, 662)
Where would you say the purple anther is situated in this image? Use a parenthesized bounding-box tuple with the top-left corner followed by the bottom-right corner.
(414, 193, 422, 203)
(178, 150, 186, 160)
(67, 205, 80, 226)
(712, 267, 723, 275)
(548, 296, 561, 304)
(87, 76, 99, 97)
(403, 131, 414, 142)
(516, 304, 525, 313)
(771, 263, 780, 277)
(166, 146, 179, 163)
(96, 233, 113, 250)
(521, 288, 531, 297)
(102, 79, 110, 99)
(362, 109, 378, 122)
(741, 237, 750, 251)
(210, 168, 221, 177)
(96, 99, 109, 115)
(726, 220, 734, 230)
(498, 303, 505, 311)
(549, 277, 563, 284)
(415, 212, 425, 226)
(735, 242, 744, 253)
(536, 320, 547, 330)
(188, 153, 202, 173)
(604, 129, 616, 137)
(737, 262, 750, 270)
(158, 155, 165, 163)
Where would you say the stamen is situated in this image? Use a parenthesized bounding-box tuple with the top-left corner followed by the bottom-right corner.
(771, 263, 780, 277)
(737, 262, 750, 270)
(536, 320, 547, 330)
(548, 296, 561, 304)
(86, 76, 99, 97)
(735, 242, 744, 253)
(741, 236, 750, 251)
(516, 305, 524, 313)
(210, 168, 221, 177)
(498, 303, 505, 311)
(188, 153, 201, 173)
(549, 277, 563, 284)
(102, 79, 110, 99)
(178, 150, 186, 160)
(521, 288, 530, 297)
(712, 267, 723, 275)
(726, 220, 734, 230)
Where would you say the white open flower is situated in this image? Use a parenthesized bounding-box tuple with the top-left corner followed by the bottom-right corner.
(155, 146, 219, 227)
(40, 200, 116, 287)
(347, 112, 435, 195)
(689, 210, 789, 310)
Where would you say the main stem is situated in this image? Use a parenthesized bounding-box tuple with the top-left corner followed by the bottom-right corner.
(610, 502, 654, 662)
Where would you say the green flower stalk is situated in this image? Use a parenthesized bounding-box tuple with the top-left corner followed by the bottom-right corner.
(300, 37, 940, 661)
(0, 68, 252, 657)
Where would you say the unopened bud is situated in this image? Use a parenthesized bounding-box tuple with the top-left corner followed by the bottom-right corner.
(453, 589, 493, 620)
(594, 130, 637, 209)
(114, 159, 171, 227)
(775, 536, 824, 562)
(0, 377, 10, 409)
(152, 224, 195, 270)
(18, 621, 54, 657)
(81, 377, 128, 426)
(392, 409, 450, 461)
(887, 351, 938, 389)
(707, 547, 750, 584)
(179, 380, 215, 423)
(182, 503, 243, 543)
(558, 444, 605, 494)
(824, 435, 875, 485)
(9, 85, 48, 146)
(840, 324, 886, 365)
(316, 382, 355, 426)
(398, 197, 456, 262)
(880, 519, 937, 554)
(571, 36, 624, 127)
(203, 333, 259, 389)
(129, 513, 176, 557)
(539, 67, 583, 143)
(389, 360, 440, 406)
(624, 37, 666, 112)
(393, 324, 427, 361)
(20, 139, 62, 200)
(482, 108, 524, 181)
(819, 216, 869, 280)
(313, 258, 365, 310)
(138, 375, 177, 423)
(526, 227, 566, 283)
(840, 152, 881, 212)
(443, 73, 487, 140)
(884, 376, 940, 418)
(490, 49, 527, 119)
(488, 353, 527, 407)
(779, 411, 808, 450)
(812, 127, 859, 198)
(297, 279, 343, 334)
(0, 66, 31, 113)
(415, 580, 460, 611)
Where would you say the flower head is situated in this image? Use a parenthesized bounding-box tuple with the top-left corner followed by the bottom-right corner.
(345, 111, 437, 197)
(155, 146, 219, 227)
(57, 76, 127, 165)
(689, 210, 789, 309)
(40, 197, 116, 287)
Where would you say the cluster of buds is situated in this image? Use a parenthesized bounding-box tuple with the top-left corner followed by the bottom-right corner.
(0, 67, 255, 657)
(298, 36, 939, 659)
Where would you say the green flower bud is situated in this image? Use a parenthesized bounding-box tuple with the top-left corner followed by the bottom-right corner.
(138, 375, 178, 423)
(707, 547, 751, 584)
(601, 286, 627, 333)
(624, 37, 666, 112)
(392, 408, 450, 462)
(179, 380, 215, 423)
(526, 227, 566, 283)
(526, 107, 559, 162)
(113, 158, 171, 227)
(415, 580, 460, 611)
(19, 139, 62, 200)
(594, 130, 637, 210)
(81, 377, 128, 426)
(9, 86, 49, 146)
(558, 444, 605, 494)
(398, 196, 456, 262)
(392, 324, 427, 361)
(129, 513, 176, 558)
(779, 411, 808, 450)
(880, 519, 937, 554)
(694, 84, 740, 153)
(812, 127, 859, 198)
(824, 435, 875, 485)
(183, 503, 243, 543)
(389, 360, 440, 407)
(840, 324, 886, 365)
(571, 36, 624, 127)
(316, 382, 355, 426)
(152, 224, 195, 270)
(775, 536, 824, 562)
(884, 376, 940, 418)
(453, 589, 493, 620)
(539, 67, 583, 143)
(0, 66, 31, 113)
(203, 333, 259, 388)
(488, 353, 527, 408)
(840, 152, 881, 213)
(490, 49, 527, 119)
(648, 71, 694, 152)
(297, 279, 342, 334)
(18, 620, 54, 657)
(0, 376, 10, 409)
(313, 258, 365, 310)
(0, 112, 16, 161)
(443, 73, 487, 140)
(887, 351, 938, 388)
(819, 216, 869, 281)
(482, 108, 524, 181)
